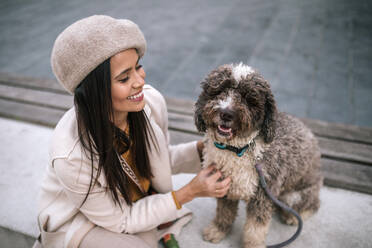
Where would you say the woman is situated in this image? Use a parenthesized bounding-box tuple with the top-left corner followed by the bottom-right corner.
(35, 15, 230, 248)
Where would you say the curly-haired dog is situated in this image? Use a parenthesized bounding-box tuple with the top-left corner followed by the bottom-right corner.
(194, 63, 323, 248)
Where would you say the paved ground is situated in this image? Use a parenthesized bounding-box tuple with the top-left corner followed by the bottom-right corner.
(0, 0, 371, 127)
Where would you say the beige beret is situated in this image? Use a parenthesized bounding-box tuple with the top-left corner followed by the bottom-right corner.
(51, 15, 147, 94)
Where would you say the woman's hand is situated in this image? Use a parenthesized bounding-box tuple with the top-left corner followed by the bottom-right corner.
(174, 163, 231, 206)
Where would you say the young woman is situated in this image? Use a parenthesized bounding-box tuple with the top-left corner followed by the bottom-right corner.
(34, 15, 230, 248)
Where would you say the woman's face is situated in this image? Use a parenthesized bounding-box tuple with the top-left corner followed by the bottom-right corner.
(110, 49, 146, 120)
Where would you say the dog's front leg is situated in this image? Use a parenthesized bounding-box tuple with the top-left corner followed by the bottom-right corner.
(243, 188, 273, 248)
(203, 197, 239, 243)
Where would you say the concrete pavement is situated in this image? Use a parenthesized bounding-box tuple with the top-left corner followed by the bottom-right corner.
(0, 0, 371, 126)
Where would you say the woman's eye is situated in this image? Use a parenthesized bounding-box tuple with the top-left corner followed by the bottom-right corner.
(119, 65, 142, 83)
(119, 77, 129, 83)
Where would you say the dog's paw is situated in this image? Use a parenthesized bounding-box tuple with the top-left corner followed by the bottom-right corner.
(280, 209, 314, 225)
(280, 213, 298, 225)
(202, 223, 227, 243)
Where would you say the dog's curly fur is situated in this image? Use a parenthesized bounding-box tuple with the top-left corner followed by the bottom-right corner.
(195, 63, 323, 248)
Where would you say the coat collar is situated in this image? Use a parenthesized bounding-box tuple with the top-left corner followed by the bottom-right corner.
(143, 102, 152, 118)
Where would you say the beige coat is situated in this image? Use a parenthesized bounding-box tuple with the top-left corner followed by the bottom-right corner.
(37, 85, 201, 248)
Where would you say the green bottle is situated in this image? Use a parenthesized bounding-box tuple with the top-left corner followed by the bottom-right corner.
(162, 233, 179, 248)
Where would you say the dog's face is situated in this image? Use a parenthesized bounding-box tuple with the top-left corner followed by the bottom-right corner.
(195, 63, 277, 143)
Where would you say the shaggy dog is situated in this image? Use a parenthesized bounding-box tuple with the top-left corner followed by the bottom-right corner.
(194, 63, 323, 248)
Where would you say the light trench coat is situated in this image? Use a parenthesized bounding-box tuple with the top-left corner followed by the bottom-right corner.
(36, 85, 201, 248)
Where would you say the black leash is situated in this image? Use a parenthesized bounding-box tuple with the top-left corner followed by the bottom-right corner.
(255, 163, 303, 248)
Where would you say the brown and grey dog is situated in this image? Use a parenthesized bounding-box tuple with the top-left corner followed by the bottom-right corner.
(194, 63, 323, 248)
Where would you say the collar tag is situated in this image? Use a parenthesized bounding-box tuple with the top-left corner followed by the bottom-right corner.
(214, 142, 226, 149)
(237, 147, 248, 157)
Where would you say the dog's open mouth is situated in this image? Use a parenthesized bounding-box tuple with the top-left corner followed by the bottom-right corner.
(217, 125, 233, 137)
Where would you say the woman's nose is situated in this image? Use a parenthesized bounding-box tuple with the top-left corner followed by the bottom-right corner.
(133, 70, 146, 88)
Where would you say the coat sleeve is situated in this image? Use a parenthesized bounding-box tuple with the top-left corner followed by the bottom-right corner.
(144, 85, 202, 174)
(53, 157, 187, 234)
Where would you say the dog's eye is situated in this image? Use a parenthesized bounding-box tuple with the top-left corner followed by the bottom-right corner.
(244, 94, 260, 107)
(240, 97, 248, 105)
(207, 88, 221, 96)
(208, 81, 231, 96)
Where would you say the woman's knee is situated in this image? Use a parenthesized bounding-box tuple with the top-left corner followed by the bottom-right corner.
(80, 226, 152, 248)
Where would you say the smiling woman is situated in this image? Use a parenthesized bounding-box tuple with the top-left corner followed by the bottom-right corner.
(34, 15, 231, 248)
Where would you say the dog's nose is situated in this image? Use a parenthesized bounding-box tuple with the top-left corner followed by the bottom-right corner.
(220, 108, 234, 122)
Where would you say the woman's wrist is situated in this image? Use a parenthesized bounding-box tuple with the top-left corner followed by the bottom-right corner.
(174, 184, 195, 206)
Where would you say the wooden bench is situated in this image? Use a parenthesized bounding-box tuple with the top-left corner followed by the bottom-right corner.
(1, 72, 371, 195)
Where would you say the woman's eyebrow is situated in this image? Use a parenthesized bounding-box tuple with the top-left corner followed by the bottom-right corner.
(114, 56, 141, 80)
(114, 68, 131, 80)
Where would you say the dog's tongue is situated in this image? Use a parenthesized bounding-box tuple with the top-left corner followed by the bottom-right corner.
(218, 125, 232, 135)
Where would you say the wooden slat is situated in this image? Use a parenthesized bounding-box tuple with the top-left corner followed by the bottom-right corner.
(0, 72, 66, 94)
(322, 158, 372, 195)
(168, 112, 199, 134)
(301, 118, 372, 145)
(0, 84, 73, 110)
(0, 98, 65, 127)
(318, 137, 372, 166)
(169, 130, 202, 145)
(165, 97, 195, 116)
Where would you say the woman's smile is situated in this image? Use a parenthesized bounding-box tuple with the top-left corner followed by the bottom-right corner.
(127, 90, 144, 101)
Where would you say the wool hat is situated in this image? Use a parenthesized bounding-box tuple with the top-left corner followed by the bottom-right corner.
(51, 15, 147, 94)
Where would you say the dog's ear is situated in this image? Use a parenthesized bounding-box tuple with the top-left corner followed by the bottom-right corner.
(261, 87, 277, 143)
(194, 65, 232, 133)
(194, 93, 207, 132)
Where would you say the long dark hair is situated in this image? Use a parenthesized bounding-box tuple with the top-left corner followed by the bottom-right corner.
(74, 57, 155, 207)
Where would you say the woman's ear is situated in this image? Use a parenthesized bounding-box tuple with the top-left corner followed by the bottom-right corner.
(261, 90, 277, 143)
